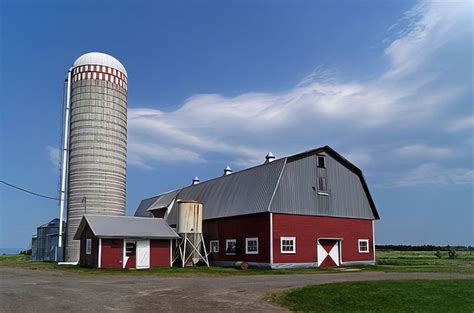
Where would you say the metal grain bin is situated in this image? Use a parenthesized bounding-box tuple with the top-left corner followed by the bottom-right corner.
(177, 201, 203, 234)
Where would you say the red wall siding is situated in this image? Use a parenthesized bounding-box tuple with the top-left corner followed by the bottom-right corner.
(272, 213, 374, 264)
(203, 213, 270, 263)
(150, 239, 172, 267)
(79, 224, 98, 268)
(101, 239, 123, 269)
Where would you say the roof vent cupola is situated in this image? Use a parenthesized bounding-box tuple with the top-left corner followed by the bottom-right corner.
(192, 176, 200, 185)
(265, 152, 276, 163)
(223, 165, 233, 176)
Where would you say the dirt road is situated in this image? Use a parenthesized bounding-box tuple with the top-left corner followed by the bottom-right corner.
(0, 267, 471, 312)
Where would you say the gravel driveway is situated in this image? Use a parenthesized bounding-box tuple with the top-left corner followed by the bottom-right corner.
(1, 267, 472, 312)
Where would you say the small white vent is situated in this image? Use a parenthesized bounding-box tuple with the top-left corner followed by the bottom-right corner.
(223, 165, 232, 176)
(265, 152, 276, 163)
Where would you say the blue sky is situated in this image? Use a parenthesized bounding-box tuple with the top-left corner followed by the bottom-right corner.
(0, 0, 472, 250)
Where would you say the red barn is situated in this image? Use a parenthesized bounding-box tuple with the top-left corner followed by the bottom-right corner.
(135, 145, 380, 268)
(74, 215, 179, 269)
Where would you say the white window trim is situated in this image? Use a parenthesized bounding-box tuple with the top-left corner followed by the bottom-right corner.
(280, 236, 296, 254)
(317, 155, 326, 168)
(98, 238, 102, 268)
(245, 237, 259, 255)
(210, 240, 219, 253)
(225, 239, 236, 255)
(85, 238, 92, 255)
(358, 239, 370, 253)
(317, 177, 329, 195)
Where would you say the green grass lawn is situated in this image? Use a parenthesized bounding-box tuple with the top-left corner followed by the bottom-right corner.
(1, 249, 473, 275)
(0, 254, 336, 276)
(269, 279, 474, 312)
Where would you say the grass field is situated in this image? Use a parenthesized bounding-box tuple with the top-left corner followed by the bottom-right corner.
(0, 254, 335, 276)
(269, 279, 474, 312)
(1, 249, 473, 275)
(374, 249, 474, 274)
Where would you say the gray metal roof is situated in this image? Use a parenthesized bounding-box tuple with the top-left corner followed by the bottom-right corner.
(134, 145, 379, 222)
(73, 215, 180, 240)
(147, 190, 180, 211)
(166, 158, 286, 224)
(134, 190, 181, 217)
(134, 196, 160, 218)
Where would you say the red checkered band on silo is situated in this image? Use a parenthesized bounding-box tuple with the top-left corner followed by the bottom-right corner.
(71, 64, 128, 90)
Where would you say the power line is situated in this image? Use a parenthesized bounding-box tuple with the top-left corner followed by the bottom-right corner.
(0, 179, 60, 201)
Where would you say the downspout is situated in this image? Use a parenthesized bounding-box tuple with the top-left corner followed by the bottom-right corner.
(58, 69, 72, 251)
(266, 158, 287, 268)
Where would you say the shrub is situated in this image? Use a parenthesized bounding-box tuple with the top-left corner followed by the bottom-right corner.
(448, 248, 457, 259)
(434, 251, 442, 259)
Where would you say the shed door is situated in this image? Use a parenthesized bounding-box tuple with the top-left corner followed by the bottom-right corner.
(136, 240, 150, 269)
(317, 239, 340, 267)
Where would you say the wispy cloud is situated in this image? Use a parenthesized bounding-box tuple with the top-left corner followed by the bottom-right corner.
(127, 1, 472, 188)
(386, 162, 473, 187)
(46, 146, 60, 169)
(128, 140, 206, 170)
(394, 144, 454, 160)
(446, 116, 474, 132)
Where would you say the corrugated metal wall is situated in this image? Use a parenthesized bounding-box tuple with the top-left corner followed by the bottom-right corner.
(32, 220, 62, 261)
(271, 152, 374, 219)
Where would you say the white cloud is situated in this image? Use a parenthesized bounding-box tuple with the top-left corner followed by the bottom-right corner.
(446, 116, 474, 132)
(388, 162, 473, 187)
(46, 146, 60, 168)
(344, 151, 373, 168)
(394, 144, 454, 159)
(127, 140, 206, 170)
(127, 0, 472, 184)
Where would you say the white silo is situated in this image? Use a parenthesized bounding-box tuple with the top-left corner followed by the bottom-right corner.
(59, 52, 128, 263)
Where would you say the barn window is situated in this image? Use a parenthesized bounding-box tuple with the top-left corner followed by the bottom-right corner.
(126, 241, 136, 256)
(210, 240, 219, 253)
(358, 239, 369, 253)
(280, 237, 296, 254)
(317, 155, 326, 168)
(85, 238, 92, 255)
(318, 177, 328, 195)
(245, 238, 259, 254)
(225, 239, 236, 255)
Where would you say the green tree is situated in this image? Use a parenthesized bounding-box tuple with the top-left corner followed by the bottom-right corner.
(448, 248, 457, 259)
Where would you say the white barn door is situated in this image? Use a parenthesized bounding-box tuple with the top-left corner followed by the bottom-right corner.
(317, 239, 340, 267)
(136, 240, 150, 269)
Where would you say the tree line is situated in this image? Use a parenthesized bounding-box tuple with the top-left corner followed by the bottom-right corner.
(375, 245, 472, 251)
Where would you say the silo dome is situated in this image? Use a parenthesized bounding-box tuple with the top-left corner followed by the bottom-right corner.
(73, 52, 127, 76)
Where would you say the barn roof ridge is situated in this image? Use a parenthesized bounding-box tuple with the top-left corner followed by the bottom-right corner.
(134, 145, 379, 221)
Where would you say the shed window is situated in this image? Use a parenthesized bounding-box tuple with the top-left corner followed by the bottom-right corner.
(317, 156, 326, 168)
(126, 241, 136, 256)
(318, 177, 328, 194)
(281, 237, 296, 254)
(245, 238, 259, 254)
(358, 239, 369, 253)
(226, 239, 236, 255)
(210, 240, 219, 253)
(85, 238, 92, 255)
